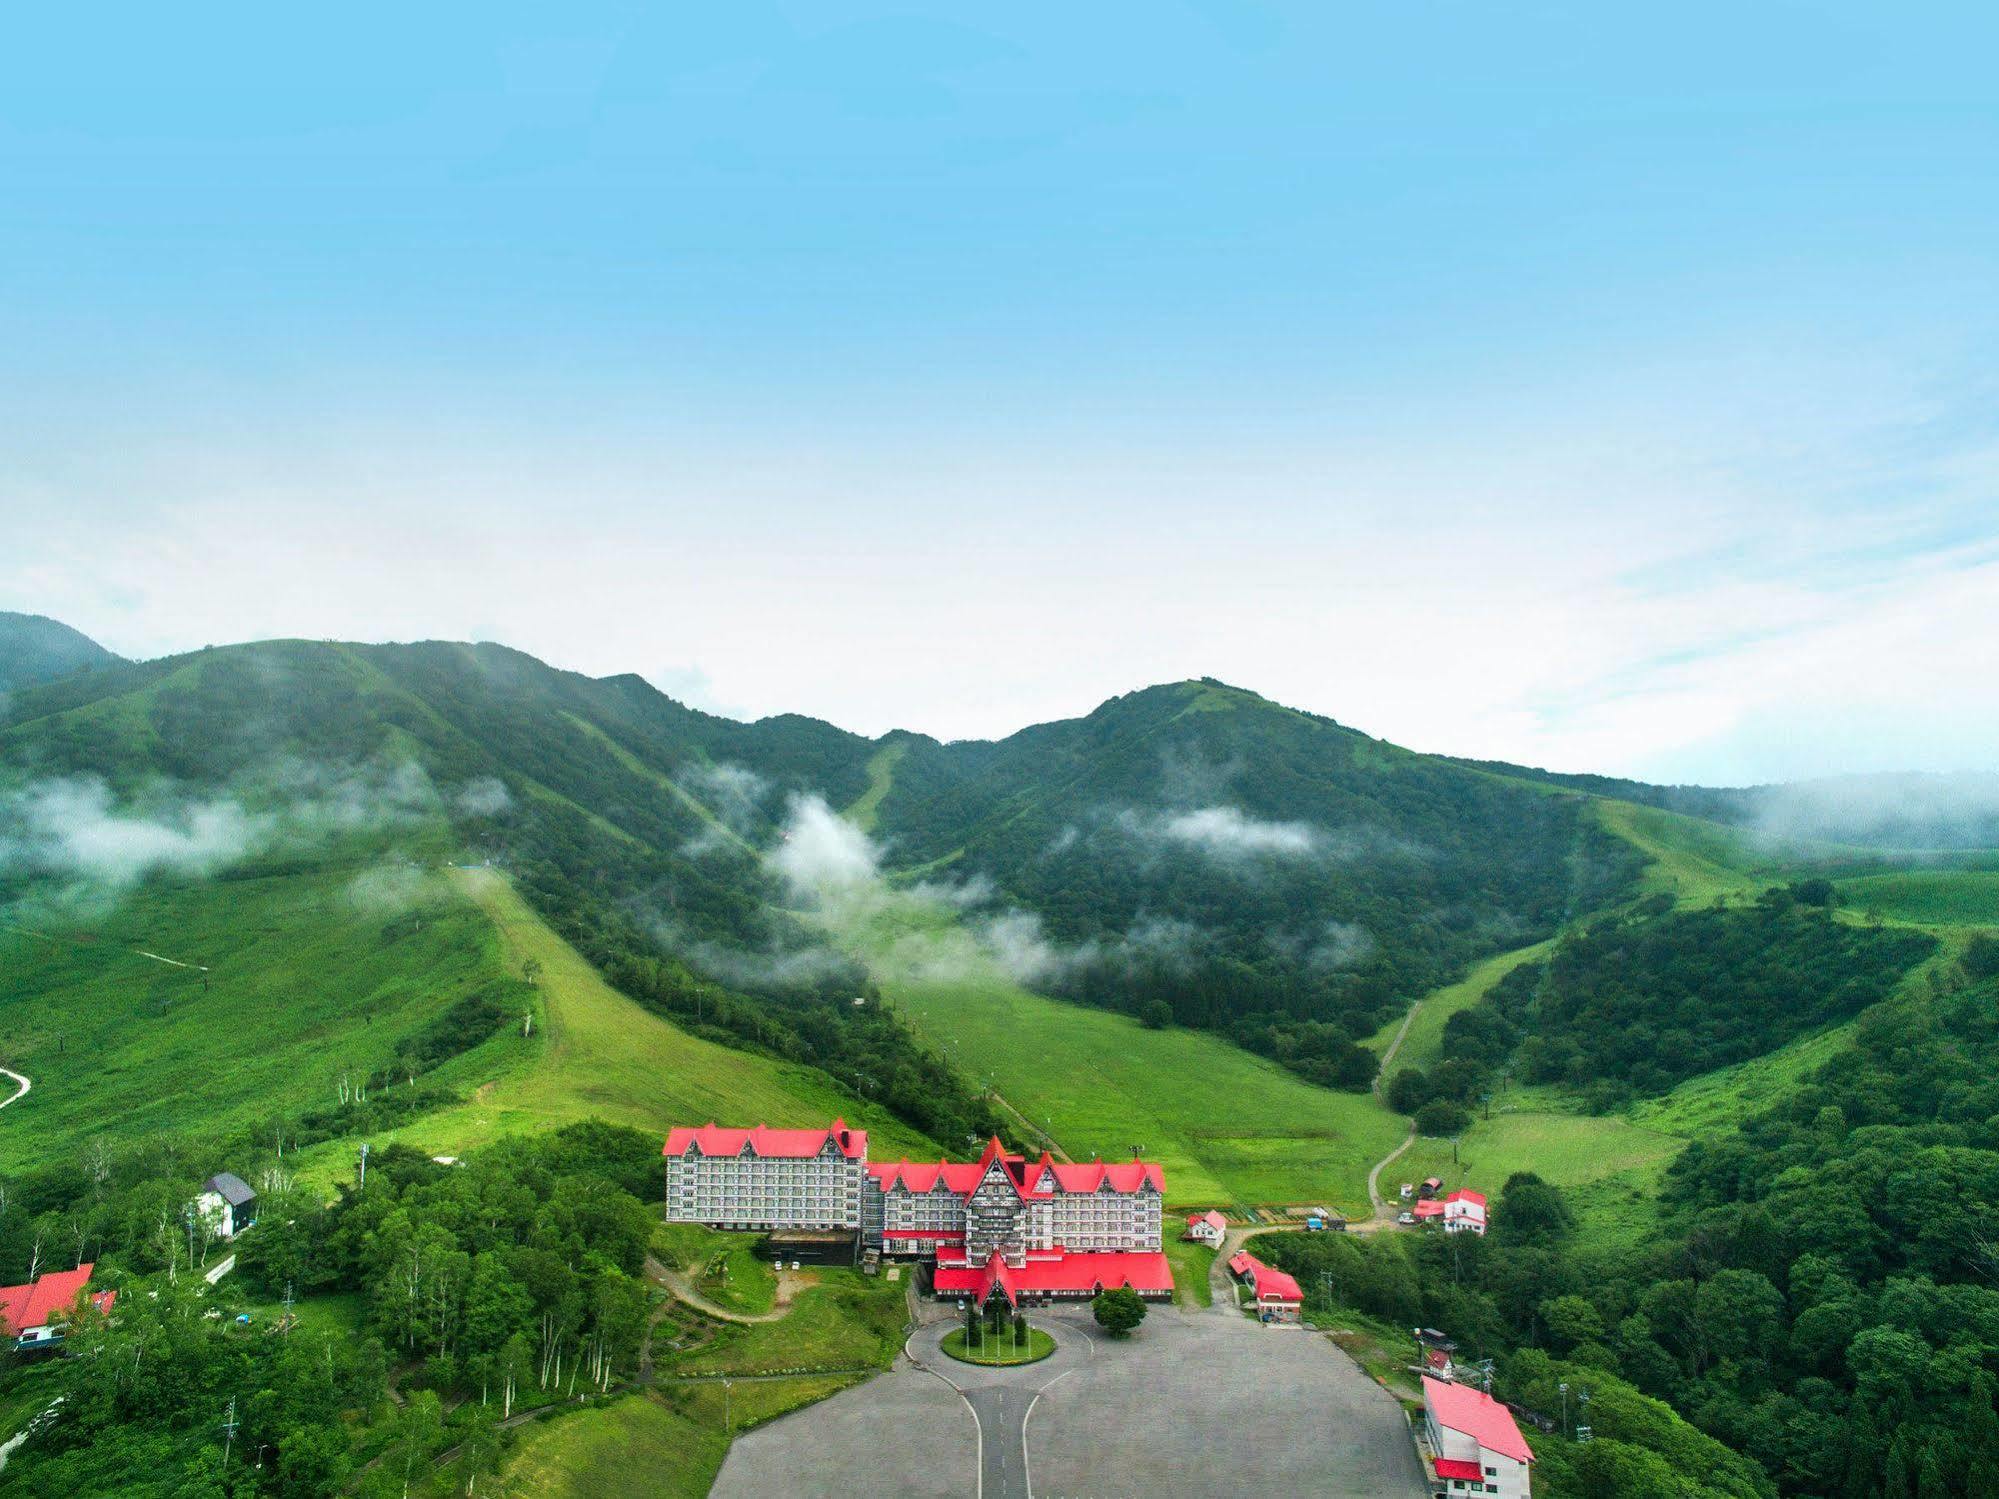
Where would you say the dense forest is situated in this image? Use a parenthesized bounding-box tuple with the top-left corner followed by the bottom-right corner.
(1273, 947, 1999, 1499)
(1387, 888, 1937, 1117)
(0, 1122, 675, 1496)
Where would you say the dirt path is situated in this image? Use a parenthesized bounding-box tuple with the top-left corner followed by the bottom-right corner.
(648, 1254, 812, 1325)
(1372, 1003, 1421, 1096)
(0, 1067, 30, 1112)
(1360, 1127, 1417, 1227)
(1205, 1221, 1304, 1306)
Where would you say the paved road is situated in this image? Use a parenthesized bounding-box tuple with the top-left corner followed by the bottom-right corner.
(713, 1297, 1428, 1499)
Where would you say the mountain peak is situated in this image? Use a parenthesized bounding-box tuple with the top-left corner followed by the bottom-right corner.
(0, 611, 123, 692)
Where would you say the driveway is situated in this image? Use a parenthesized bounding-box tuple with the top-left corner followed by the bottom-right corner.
(711, 1297, 1427, 1499)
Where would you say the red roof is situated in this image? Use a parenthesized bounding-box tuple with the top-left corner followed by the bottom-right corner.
(1413, 1200, 1445, 1217)
(933, 1250, 1173, 1306)
(1433, 1457, 1484, 1481)
(1424, 1376, 1534, 1463)
(0, 1264, 112, 1336)
(1445, 1190, 1487, 1208)
(869, 1159, 986, 1193)
(1226, 1251, 1301, 1302)
(871, 1148, 1164, 1201)
(1185, 1210, 1226, 1232)
(663, 1118, 867, 1161)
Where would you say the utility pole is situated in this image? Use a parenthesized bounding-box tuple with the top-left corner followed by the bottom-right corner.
(220, 1396, 239, 1472)
(722, 1377, 733, 1436)
(359, 1141, 370, 1192)
(283, 1280, 296, 1332)
(1559, 1381, 1570, 1441)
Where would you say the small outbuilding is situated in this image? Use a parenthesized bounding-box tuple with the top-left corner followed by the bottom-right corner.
(195, 1172, 258, 1240)
(1227, 1250, 1303, 1323)
(1183, 1209, 1228, 1247)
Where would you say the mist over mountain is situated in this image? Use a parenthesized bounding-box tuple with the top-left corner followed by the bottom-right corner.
(3, 620, 1990, 1104)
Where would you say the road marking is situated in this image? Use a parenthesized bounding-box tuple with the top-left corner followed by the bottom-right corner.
(1021, 1366, 1080, 1499)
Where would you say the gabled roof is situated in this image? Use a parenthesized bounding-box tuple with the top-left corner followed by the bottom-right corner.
(1444, 1189, 1487, 1208)
(1424, 1376, 1534, 1463)
(1413, 1200, 1446, 1218)
(202, 1172, 256, 1206)
(868, 1159, 984, 1193)
(0, 1264, 114, 1336)
(1040, 1159, 1164, 1195)
(1186, 1209, 1227, 1232)
(663, 1118, 867, 1161)
(933, 1249, 1172, 1303)
(1226, 1250, 1301, 1302)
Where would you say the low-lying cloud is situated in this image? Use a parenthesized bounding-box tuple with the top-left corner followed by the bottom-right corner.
(0, 761, 517, 904)
(0, 778, 262, 888)
(1746, 771, 1999, 852)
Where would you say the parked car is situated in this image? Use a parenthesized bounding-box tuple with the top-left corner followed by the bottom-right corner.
(1396, 1212, 1416, 1226)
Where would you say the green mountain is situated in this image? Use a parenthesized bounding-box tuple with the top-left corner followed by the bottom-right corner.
(862, 679, 1644, 1084)
(0, 610, 122, 692)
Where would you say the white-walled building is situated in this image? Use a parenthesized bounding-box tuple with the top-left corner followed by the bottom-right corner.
(1184, 1209, 1227, 1247)
(664, 1121, 1172, 1304)
(1442, 1190, 1487, 1236)
(1423, 1375, 1533, 1498)
(663, 1119, 869, 1231)
(194, 1172, 259, 1241)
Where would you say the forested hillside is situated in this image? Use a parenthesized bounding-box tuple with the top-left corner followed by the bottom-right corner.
(865, 680, 1643, 1086)
(1435, 889, 1936, 1101)
(0, 638, 995, 1150)
(0, 611, 121, 692)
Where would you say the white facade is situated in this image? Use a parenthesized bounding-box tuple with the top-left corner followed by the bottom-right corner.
(665, 1129, 867, 1231)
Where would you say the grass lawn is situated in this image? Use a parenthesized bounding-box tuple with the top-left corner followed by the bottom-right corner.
(1164, 1236, 1217, 1307)
(493, 1378, 861, 1499)
(0, 856, 526, 1172)
(665, 1270, 907, 1376)
(1837, 869, 1999, 928)
(942, 1325, 1056, 1365)
(848, 903, 1406, 1214)
(339, 869, 935, 1170)
(223, 1289, 369, 1340)
(1395, 1109, 1684, 1205)
(1593, 800, 1775, 907)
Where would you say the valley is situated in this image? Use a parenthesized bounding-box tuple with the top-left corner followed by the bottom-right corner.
(1, 618, 1995, 1499)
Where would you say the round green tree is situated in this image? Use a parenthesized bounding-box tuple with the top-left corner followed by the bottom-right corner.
(1093, 1285, 1147, 1337)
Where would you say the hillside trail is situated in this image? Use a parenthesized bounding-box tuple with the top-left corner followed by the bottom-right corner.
(1372, 1001, 1421, 1096)
(1358, 1129, 1417, 1230)
(646, 1254, 809, 1325)
(0, 1067, 30, 1112)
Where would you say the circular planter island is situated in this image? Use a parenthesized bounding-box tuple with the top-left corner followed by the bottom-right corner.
(942, 1324, 1057, 1366)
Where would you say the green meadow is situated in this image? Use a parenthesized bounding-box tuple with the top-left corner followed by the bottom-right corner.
(358, 869, 933, 1168)
(0, 859, 522, 1172)
(846, 904, 1406, 1214)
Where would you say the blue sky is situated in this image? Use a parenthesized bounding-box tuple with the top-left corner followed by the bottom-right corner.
(3, 3, 1996, 782)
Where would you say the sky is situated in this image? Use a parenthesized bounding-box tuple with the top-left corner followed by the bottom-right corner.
(2, 3, 1996, 785)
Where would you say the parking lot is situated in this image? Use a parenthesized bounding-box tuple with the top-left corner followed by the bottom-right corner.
(711, 1297, 1428, 1498)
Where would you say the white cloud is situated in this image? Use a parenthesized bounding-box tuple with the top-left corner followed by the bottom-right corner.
(767, 793, 882, 906)
(1147, 805, 1318, 859)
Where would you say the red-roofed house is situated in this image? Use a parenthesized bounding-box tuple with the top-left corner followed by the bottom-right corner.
(1184, 1210, 1227, 1247)
(1225, 1250, 1303, 1322)
(1423, 1376, 1533, 1497)
(0, 1263, 116, 1352)
(1442, 1190, 1487, 1236)
(664, 1121, 1170, 1305)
